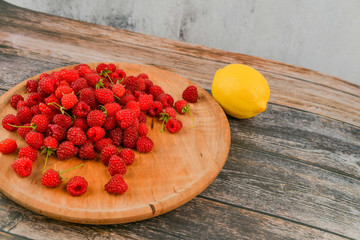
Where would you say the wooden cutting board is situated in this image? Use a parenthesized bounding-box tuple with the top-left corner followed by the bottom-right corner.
(0, 63, 230, 224)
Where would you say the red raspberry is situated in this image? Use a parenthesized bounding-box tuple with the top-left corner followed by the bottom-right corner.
(115, 69, 126, 79)
(25, 131, 44, 150)
(44, 110, 57, 123)
(73, 118, 89, 132)
(10, 95, 24, 109)
(26, 92, 43, 107)
(182, 85, 198, 103)
(95, 138, 113, 152)
(122, 126, 139, 148)
(105, 174, 128, 194)
(109, 127, 122, 146)
(118, 92, 136, 106)
(112, 84, 125, 98)
(2, 114, 20, 132)
(39, 73, 50, 80)
(39, 76, 57, 94)
(119, 149, 135, 165)
(125, 101, 140, 117)
(96, 63, 107, 73)
(100, 145, 118, 165)
(166, 118, 183, 133)
(138, 94, 153, 111)
(87, 126, 105, 142)
(115, 109, 136, 129)
(31, 114, 49, 133)
(79, 88, 96, 109)
(57, 141, 78, 160)
(53, 114, 73, 129)
(138, 112, 147, 123)
(108, 155, 126, 176)
(104, 103, 121, 116)
(156, 93, 174, 108)
(43, 136, 59, 150)
(39, 103, 51, 114)
(62, 69, 79, 83)
(126, 76, 146, 93)
(71, 78, 88, 94)
(18, 123, 32, 138)
(0, 138, 17, 154)
(138, 123, 148, 136)
(55, 85, 73, 99)
(17, 100, 28, 110)
(94, 88, 114, 105)
(162, 107, 177, 119)
(77, 65, 92, 77)
(66, 176, 88, 196)
(87, 110, 106, 127)
(104, 116, 117, 131)
(46, 124, 66, 141)
(41, 169, 61, 188)
(30, 104, 42, 115)
(79, 141, 96, 160)
(84, 73, 101, 88)
(37, 86, 49, 98)
(17, 106, 33, 124)
(72, 101, 90, 118)
(61, 93, 78, 109)
(11, 158, 32, 177)
(45, 94, 61, 111)
(107, 63, 116, 72)
(174, 100, 188, 114)
(67, 127, 87, 146)
(19, 146, 37, 162)
(26, 80, 39, 93)
(149, 85, 164, 98)
(148, 101, 163, 117)
(144, 79, 153, 93)
(136, 136, 154, 152)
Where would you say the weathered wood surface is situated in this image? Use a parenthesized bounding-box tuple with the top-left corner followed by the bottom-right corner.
(0, 0, 359, 239)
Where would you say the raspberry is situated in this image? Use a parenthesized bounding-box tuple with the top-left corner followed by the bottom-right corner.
(26, 80, 39, 93)
(25, 131, 44, 150)
(156, 93, 174, 108)
(162, 107, 177, 119)
(26, 92, 43, 107)
(10, 95, 24, 109)
(182, 85, 198, 103)
(125, 101, 140, 117)
(166, 118, 183, 133)
(73, 118, 89, 132)
(112, 84, 125, 98)
(138, 123, 148, 136)
(87, 110, 106, 127)
(79, 88, 96, 109)
(94, 88, 114, 105)
(55, 85, 73, 99)
(104, 116, 117, 131)
(138, 112, 147, 123)
(122, 126, 139, 148)
(41, 169, 61, 188)
(67, 127, 87, 146)
(119, 149, 135, 165)
(87, 126, 105, 142)
(72, 101, 90, 118)
(109, 127, 122, 146)
(31, 114, 49, 133)
(2, 114, 20, 132)
(138, 94, 153, 111)
(115, 109, 136, 129)
(100, 145, 118, 165)
(57, 141, 78, 160)
(43, 136, 59, 150)
(30, 104, 42, 115)
(136, 136, 154, 152)
(19, 146, 37, 162)
(149, 85, 164, 98)
(39, 102, 51, 114)
(79, 141, 96, 160)
(108, 155, 126, 176)
(159, 107, 176, 132)
(66, 176, 88, 196)
(104, 103, 121, 116)
(61, 93, 78, 109)
(39, 73, 50, 81)
(46, 124, 66, 141)
(53, 114, 73, 129)
(0, 138, 17, 154)
(84, 73, 101, 88)
(144, 79, 153, 93)
(11, 158, 32, 177)
(115, 69, 126, 79)
(62, 69, 79, 83)
(17, 106, 33, 124)
(44, 110, 57, 123)
(71, 78, 88, 94)
(37, 86, 49, 98)
(39, 76, 57, 94)
(125, 76, 145, 93)
(77, 65, 92, 77)
(18, 123, 32, 138)
(107, 63, 116, 72)
(44, 94, 61, 111)
(17, 100, 28, 110)
(96, 63, 107, 73)
(148, 101, 163, 117)
(95, 138, 113, 152)
(105, 174, 128, 194)
(118, 90, 136, 106)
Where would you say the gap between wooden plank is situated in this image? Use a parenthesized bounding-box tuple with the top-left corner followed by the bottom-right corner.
(0, 229, 31, 240)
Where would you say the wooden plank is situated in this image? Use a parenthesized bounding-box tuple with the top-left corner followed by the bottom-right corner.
(0, 230, 30, 240)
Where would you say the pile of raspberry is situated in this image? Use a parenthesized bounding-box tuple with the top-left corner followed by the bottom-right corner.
(0, 63, 198, 197)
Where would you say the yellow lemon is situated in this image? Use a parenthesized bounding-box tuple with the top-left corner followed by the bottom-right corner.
(211, 64, 270, 119)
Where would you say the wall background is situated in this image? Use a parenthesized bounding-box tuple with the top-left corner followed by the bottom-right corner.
(6, 0, 360, 85)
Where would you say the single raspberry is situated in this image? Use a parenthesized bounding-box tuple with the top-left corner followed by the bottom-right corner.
(17, 100, 28, 110)
(55, 85, 73, 99)
(66, 176, 88, 196)
(95, 138, 113, 152)
(84, 73, 101, 88)
(73, 118, 89, 132)
(87, 126, 105, 142)
(182, 85, 198, 103)
(39, 73, 50, 80)
(104, 103, 121, 117)
(74, 64, 90, 70)
(148, 101, 163, 117)
(57, 141, 78, 160)
(19, 146, 37, 162)
(109, 127, 122, 146)
(119, 149, 135, 165)
(125, 101, 140, 117)
(107, 63, 116, 72)
(134, 90, 145, 100)
(61, 93, 78, 109)
(156, 93, 174, 108)
(174, 100, 195, 127)
(122, 126, 139, 148)
(26, 80, 39, 93)
(25, 131, 44, 150)
(46, 124, 66, 141)
(43, 136, 59, 150)
(94, 88, 114, 105)
(112, 84, 125, 98)
(30, 104, 42, 115)
(115, 109, 136, 129)
(67, 127, 87, 146)
(39, 102, 51, 114)
(79, 141, 96, 160)
(26, 92, 43, 107)
(87, 110, 106, 127)
(2, 114, 20, 132)
(159, 107, 176, 132)
(10, 95, 24, 109)
(96, 63, 107, 73)
(37, 86, 49, 98)
(71, 78, 88, 94)
(79, 88, 96, 110)
(39, 76, 57, 94)
(18, 123, 32, 138)
(41, 169, 62, 188)
(125, 76, 145, 92)
(144, 79, 153, 93)
(44, 94, 61, 111)
(149, 85, 164, 99)
(136, 136, 154, 152)
(105, 174, 128, 194)
(138, 112, 147, 123)
(162, 107, 177, 119)
(115, 69, 126, 79)
(62, 69, 79, 83)
(52, 70, 64, 81)
(100, 145, 118, 165)
(31, 114, 49, 133)
(72, 101, 90, 118)
(138, 123, 148, 136)
(104, 116, 117, 131)
(138, 94, 153, 111)
(108, 155, 126, 176)
(166, 118, 183, 133)
(77, 65, 92, 77)
(17, 106, 33, 124)
(11, 158, 32, 177)
(53, 114, 73, 129)
(0, 138, 17, 154)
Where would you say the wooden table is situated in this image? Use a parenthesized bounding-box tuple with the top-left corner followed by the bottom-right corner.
(0, 1, 359, 239)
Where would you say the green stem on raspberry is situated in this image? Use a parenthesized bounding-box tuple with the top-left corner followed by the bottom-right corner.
(60, 163, 84, 175)
(47, 102, 74, 119)
(7, 123, 37, 130)
(188, 110, 196, 128)
(160, 119, 165, 133)
(42, 148, 54, 174)
(99, 105, 107, 117)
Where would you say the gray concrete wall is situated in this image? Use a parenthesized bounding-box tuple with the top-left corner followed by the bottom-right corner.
(6, 0, 360, 85)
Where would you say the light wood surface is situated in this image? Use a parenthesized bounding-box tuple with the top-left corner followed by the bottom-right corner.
(0, 63, 231, 224)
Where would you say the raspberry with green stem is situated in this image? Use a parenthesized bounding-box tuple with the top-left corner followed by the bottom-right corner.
(41, 163, 84, 188)
(159, 111, 171, 133)
(181, 104, 196, 128)
(99, 69, 113, 83)
(47, 102, 74, 119)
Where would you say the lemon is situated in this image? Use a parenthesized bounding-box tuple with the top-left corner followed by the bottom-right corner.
(211, 64, 270, 119)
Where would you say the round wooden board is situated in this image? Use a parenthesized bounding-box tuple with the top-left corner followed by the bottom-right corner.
(0, 63, 230, 224)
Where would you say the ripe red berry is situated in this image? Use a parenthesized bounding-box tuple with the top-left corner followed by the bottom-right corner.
(26, 79, 39, 93)
(119, 148, 135, 165)
(39, 76, 57, 94)
(122, 126, 139, 148)
(166, 118, 183, 133)
(105, 174, 128, 194)
(11, 157, 33, 177)
(136, 136, 154, 152)
(61, 93, 78, 109)
(104, 116, 117, 131)
(100, 145, 118, 166)
(39, 102, 52, 114)
(112, 84, 125, 98)
(10, 95, 24, 109)
(107, 63, 116, 72)
(43, 136, 59, 150)
(62, 69, 80, 83)
(87, 110, 106, 127)
(19, 146, 37, 162)
(72, 101, 90, 118)
(174, 100, 189, 114)
(118, 91, 136, 106)
(94, 88, 114, 105)
(109, 127, 122, 146)
(18, 123, 32, 138)
(17, 106, 33, 124)
(55, 85, 73, 99)
(108, 155, 126, 176)
(138, 112, 147, 123)
(0, 138, 17, 154)
(2, 114, 21, 132)
(41, 169, 61, 188)
(148, 101, 163, 117)
(125, 101, 140, 117)
(96, 63, 107, 73)
(25, 131, 44, 150)
(95, 138, 113, 152)
(72, 118, 89, 132)
(149, 85, 164, 98)
(87, 126, 105, 142)
(156, 93, 174, 108)
(31, 114, 49, 133)
(84, 73, 101, 88)
(67, 127, 87, 146)
(44, 94, 61, 111)
(71, 78, 88, 94)
(144, 79, 153, 93)
(104, 103, 121, 116)
(66, 176, 88, 196)
(138, 123, 148, 136)
(30, 104, 42, 115)
(182, 85, 198, 103)
(79, 141, 96, 160)
(53, 114, 73, 129)
(115, 109, 136, 129)
(138, 94, 153, 111)
(115, 69, 126, 79)
(75, 64, 92, 77)
(125, 76, 145, 92)
(57, 141, 78, 160)
(46, 124, 66, 141)
(27, 92, 43, 107)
